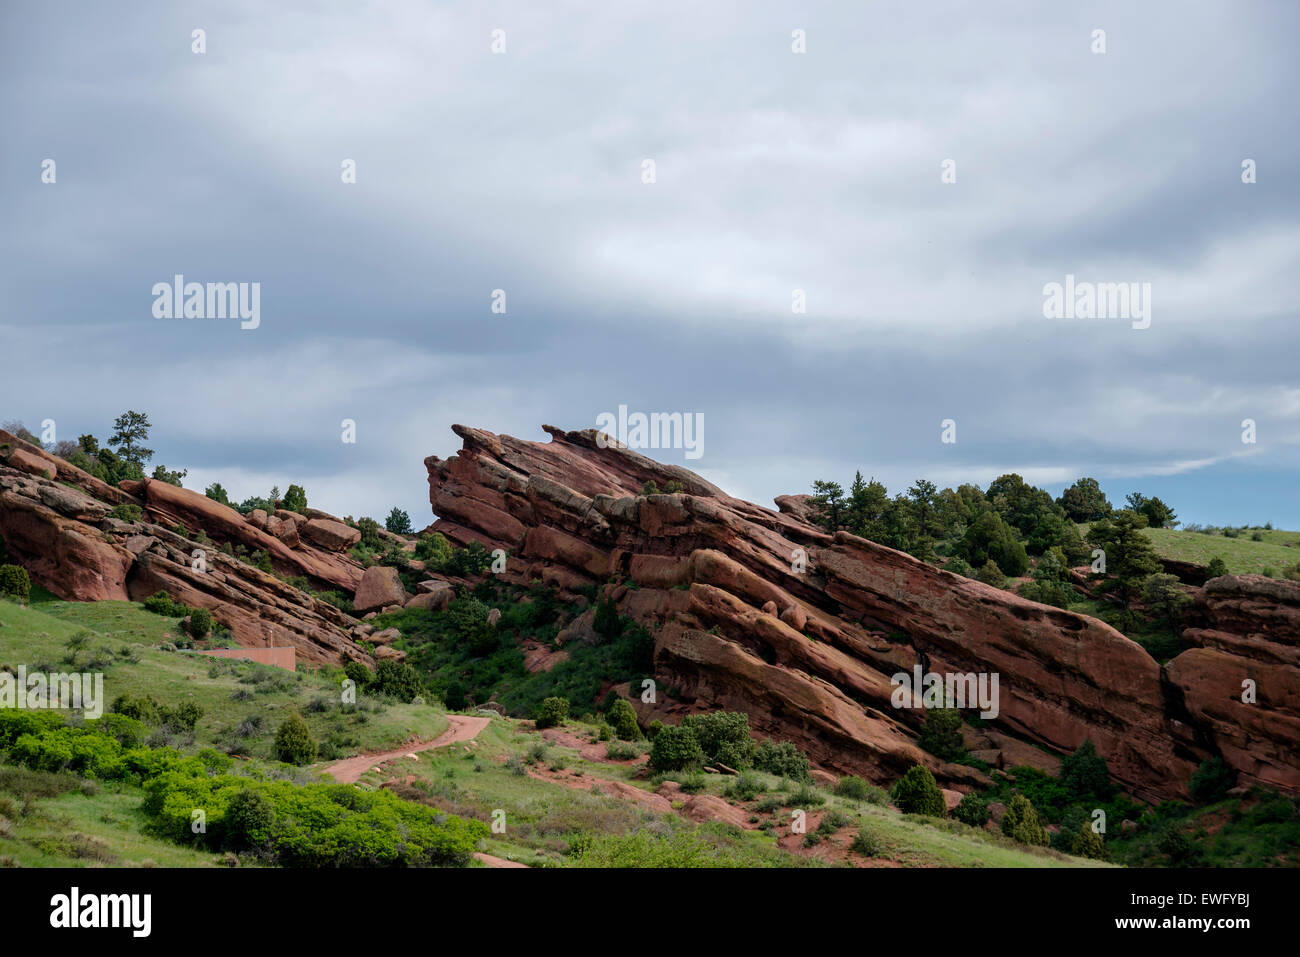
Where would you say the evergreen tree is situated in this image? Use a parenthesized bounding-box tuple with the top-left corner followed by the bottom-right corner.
(108, 410, 154, 468)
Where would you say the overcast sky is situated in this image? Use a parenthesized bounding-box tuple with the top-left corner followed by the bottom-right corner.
(2, 1, 1297, 528)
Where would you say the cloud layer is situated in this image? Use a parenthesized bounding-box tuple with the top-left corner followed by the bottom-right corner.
(2, 1, 1296, 527)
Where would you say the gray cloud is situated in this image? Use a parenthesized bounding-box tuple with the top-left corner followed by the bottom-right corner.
(1, 0, 1296, 526)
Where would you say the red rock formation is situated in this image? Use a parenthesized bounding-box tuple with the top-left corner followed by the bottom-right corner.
(1, 431, 371, 667)
(1172, 575, 1300, 793)
(426, 423, 1298, 801)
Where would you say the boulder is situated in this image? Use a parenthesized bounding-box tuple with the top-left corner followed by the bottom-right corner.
(353, 565, 408, 614)
(301, 518, 361, 552)
(6, 448, 54, 478)
(368, 628, 401, 646)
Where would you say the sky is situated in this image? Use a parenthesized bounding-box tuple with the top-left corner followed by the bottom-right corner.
(2, 1, 1297, 529)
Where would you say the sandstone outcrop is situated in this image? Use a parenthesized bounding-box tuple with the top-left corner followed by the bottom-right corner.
(424, 423, 1299, 801)
(0, 432, 370, 667)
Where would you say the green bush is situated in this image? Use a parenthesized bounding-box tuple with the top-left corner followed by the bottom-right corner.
(224, 787, 275, 848)
(413, 532, 453, 568)
(142, 591, 188, 618)
(1070, 822, 1107, 860)
(1060, 740, 1114, 801)
(593, 595, 622, 638)
(891, 764, 946, 817)
(143, 773, 487, 866)
(371, 660, 423, 703)
(952, 793, 989, 827)
(1001, 793, 1050, 846)
(681, 711, 755, 768)
(535, 696, 569, 729)
(647, 724, 704, 772)
(752, 739, 812, 783)
(108, 503, 143, 523)
(444, 541, 493, 577)
(343, 661, 371, 690)
(385, 507, 412, 535)
(850, 824, 883, 856)
(604, 740, 640, 761)
(917, 706, 966, 762)
(723, 772, 766, 802)
(0, 564, 31, 603)
(834, 776, 872, 800)
(186, 608, 213, 638)
(1206, 557, 1228, 579)
(606, 698, 640, 740)
(975, 559, 1008, 589)
(281, 484, 308, 513)
(1189, 757, 1236, 804)
(274, 713, 317, 765)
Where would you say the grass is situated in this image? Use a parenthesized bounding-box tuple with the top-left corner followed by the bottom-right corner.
(0, 778, 226, 868)
(1141, 527, 1299, 576)
(0, 598, 448, 761)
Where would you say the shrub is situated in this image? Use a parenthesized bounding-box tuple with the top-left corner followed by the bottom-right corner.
(224, 788, 275, 848)
(723, 772, 766, 802)
(142, 591, 188, 618)
(535, 696, 569, 729)
(850, 824, 883, 857)
(592, 595, 621, 638)
(343, 662, 371, 690)
(186, 608, 213, 639)
(371, 661, 423, 703)
(606, 698, 640, 740)
(444, 541, 493, 577)
(681, 711, 755, 768)
(917, 706, 966, 762)
(952, 793, 989, 828)
(647, 724, 704, 772)
(752, 739, 812, 783)
(273, 713, 317, 765)
(281, 484, 307, 513)
(0, 565, 31, 603)
(108, 503, 142, 523)
(604, 740, 639, 761)
(413, 532, 453, 569)
(891, 764, 946, 817)
(143, 773, 487, 866)
(646, 719, 664, 740)
(1189, 757, 1236, 804)
(1061, 740, 1113, 801)
(834, 776, 873, 800)
(1000, 793, 1050, 846)
(384, 507, 412, 535)
(975, 559, 1008, 589)
(1070, 822, 1107, 860)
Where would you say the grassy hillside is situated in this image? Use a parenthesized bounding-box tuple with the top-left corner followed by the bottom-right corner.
(0, 596, 1113, 868)
(1141, 526, 1300, 576)
(0, 598, 447, 760)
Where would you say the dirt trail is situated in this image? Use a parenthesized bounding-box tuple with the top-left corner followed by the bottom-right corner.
(323, 714, 492, 784)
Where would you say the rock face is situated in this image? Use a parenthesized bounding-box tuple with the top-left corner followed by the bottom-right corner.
(1174, 575, 1300, 794)
(0, 432, 372, 667)
(352, 565, 408, 614)
(425, 424, 1300, 801)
